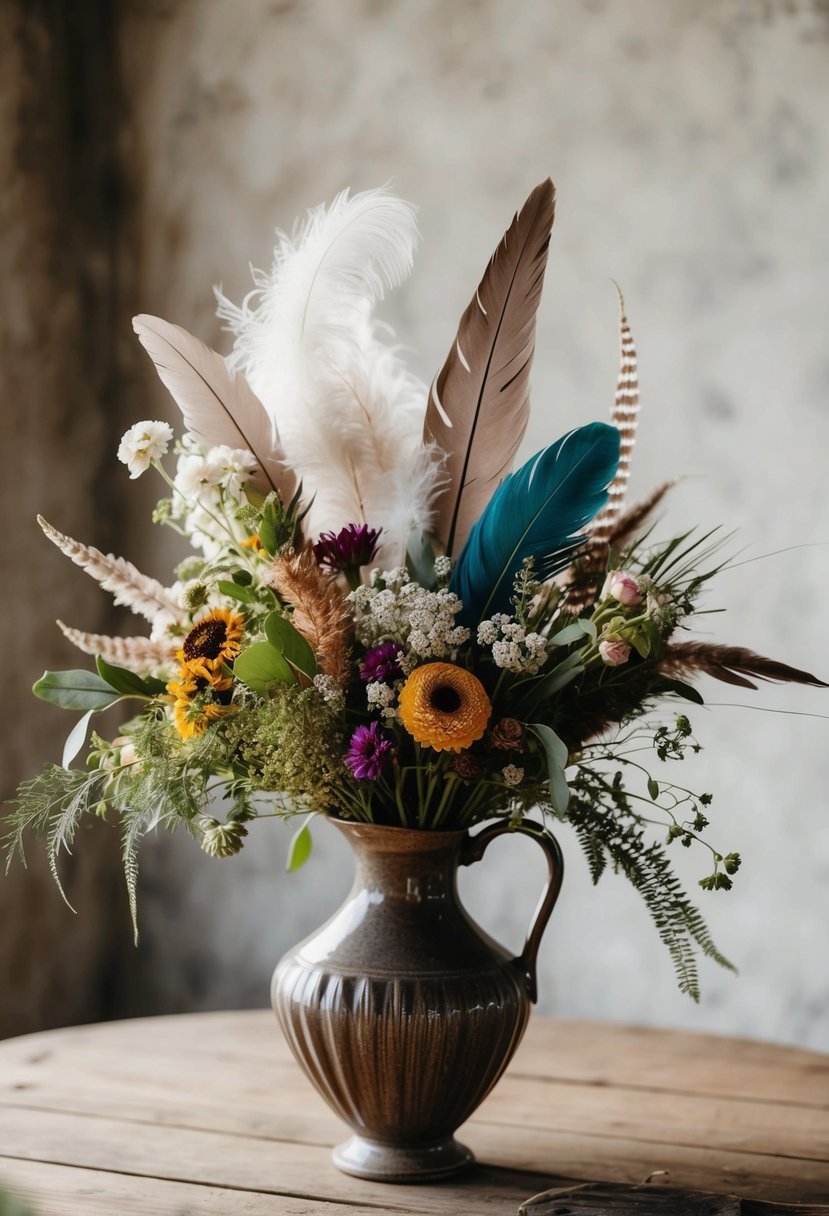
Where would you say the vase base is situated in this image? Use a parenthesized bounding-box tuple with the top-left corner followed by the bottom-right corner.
(333, 1133, 475, 1183)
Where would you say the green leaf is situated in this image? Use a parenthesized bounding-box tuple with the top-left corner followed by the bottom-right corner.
(62, 709, 95, 769)
(656, 678, 705, 706)
(96, 656, 155, 697)
(233, 641, 294, 693)
(264, 613, 317, 677)
(259, 498, 279, 556)
(285, 815, 314, 872)
(647, 776, 659, 801)
(34, 670, 121, 712)
(548, 621, 589, 647)
(218, 579, 257, 604)
(520, 650, 584, 714)
(528, 722, 570, 814)
(232, 569, 253, 586)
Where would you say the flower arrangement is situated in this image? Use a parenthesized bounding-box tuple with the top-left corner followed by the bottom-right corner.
(7, 181, 824, 1000)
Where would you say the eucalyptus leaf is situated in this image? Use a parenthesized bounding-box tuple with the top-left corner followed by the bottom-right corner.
(548, 621, 590, 647)
(62, 709, 95, 769)
(529, 722, 570, 814)
(285, 815, 314, 872)
(264, 613, 317, 677)
(218, 579, 257, 604)
(96, 656, 154, 697)
(33, 670, 121, 712)
(233, 641, 294, 693)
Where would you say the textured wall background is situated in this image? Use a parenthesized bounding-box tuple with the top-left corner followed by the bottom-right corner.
(3, 0, 828, 1047)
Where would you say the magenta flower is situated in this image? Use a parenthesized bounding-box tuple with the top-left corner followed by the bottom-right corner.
(360, 642, 403, 684)
(344, 722, 393, 781)
(313, 524, 381, 580)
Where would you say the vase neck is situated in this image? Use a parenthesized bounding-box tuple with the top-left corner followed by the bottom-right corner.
(335, 819, 465, 904)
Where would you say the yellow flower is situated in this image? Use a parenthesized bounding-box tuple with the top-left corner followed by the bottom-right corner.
(241, 533, 265, 555)
(167, 676, 236, 740)
(398, 662, 491, 753)
(180, 608, 244, 666)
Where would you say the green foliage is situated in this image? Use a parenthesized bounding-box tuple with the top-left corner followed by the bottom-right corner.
(286, 814, 315, 872)
(233, 641, 294, 692)
(566, 738, 737, 1001)
(225, 685, 347, 812)
(527, 723, 570, 814)
(264, 612, 317, 678)
(33, 670, 121, 712)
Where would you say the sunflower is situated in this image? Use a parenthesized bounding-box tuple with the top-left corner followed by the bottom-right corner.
(398, 662, 491, 752)
(167, 676, 236, 741)
(177, 608, 244, 683)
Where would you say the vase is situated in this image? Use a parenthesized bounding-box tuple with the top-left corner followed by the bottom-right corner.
(271, 816, 563, 1183)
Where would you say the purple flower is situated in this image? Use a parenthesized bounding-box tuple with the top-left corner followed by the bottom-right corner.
(344, 722, 393, 781)
(313, 524, 381, 576)
(360, 642, 403, 684)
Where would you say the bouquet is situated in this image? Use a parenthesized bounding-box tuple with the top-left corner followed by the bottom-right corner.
(7, 180, 823, 1000)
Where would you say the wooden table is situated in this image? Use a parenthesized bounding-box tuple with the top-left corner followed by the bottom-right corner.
(0, 1012, 826, 1213)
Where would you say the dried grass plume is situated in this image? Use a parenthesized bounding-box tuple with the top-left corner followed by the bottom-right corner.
(266, 548, 353, 686)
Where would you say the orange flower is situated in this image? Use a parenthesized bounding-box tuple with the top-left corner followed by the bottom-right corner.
(398, 663, 491, 753)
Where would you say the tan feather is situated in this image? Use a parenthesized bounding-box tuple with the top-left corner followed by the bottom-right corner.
(424, 179, 556, 555)
(265, 548, 352, 687)
(38, 516, 182, 623)
(57, 621, 177, 672)
(132, 314, 296, 503)
(659, 642, 827, 691)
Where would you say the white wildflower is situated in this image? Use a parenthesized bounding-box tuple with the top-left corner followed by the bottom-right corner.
(433, 554, 452, 582)
(207, 445, 258, 497)
(479, 613, 550, 674)
(366, 681, 399, 719)
(117, 420, 174, 479)
(350, 580, 470, 658)
(502, 764, 524, 787)
(174, 452, 223, 503)
(314, 673, 345, 709)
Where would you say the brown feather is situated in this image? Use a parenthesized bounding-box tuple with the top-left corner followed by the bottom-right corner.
(659, 642, 827, 691)
(608, 479, 678, 548)
(133, 314, 296, 504)
(562, 289, 641, 613)
(424, 179, 556, 555)
(265, 548, 352, 687)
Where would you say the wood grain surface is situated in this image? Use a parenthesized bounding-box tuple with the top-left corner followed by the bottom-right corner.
(0, 1012, 827, 1214)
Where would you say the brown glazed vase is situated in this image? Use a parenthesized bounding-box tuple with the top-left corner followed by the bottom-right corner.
(272, 815, 563, 1183)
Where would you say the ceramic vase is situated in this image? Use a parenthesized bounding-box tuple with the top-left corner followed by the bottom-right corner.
(272, 815, 563, 1182)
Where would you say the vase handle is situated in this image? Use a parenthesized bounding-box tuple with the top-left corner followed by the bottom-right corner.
(461, 820, 563, 1003)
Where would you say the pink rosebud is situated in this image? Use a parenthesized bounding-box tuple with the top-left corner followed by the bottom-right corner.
(599, 638, 632, 666)
(605, 570, 644, 607)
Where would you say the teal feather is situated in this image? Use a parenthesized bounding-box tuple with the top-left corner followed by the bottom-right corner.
(450, 422, 621, 623)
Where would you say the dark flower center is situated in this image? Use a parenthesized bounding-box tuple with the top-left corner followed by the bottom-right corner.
(429, 684, 462, 714)
(183, 619, 228, 661)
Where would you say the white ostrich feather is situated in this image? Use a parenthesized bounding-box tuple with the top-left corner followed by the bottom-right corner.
(216, 188, 442, 565)
(38, 516, 184, 624)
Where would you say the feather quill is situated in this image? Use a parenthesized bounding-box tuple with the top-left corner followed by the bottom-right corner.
(424, 179, 557, 556)
(659, 642, 827, 691)
(57, 622, 177, 673)
(451, 422, 620, 623)
(132, 315, 296, 503)
(38, 516, 183, 624)
(216, 188, 441, 566)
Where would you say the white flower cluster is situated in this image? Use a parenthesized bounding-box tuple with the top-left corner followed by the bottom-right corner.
(172, 436, 258, 557)
(117, 420, 173, 479)
(313, 673, 345, 710)
(502, 764, 524, 787)
(477, 614, 549, 675)
(366, 680, 399, 720)
(350, 570, 470, 666)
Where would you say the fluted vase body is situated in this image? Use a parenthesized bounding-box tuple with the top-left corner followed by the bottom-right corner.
(272, 816, 563, 1182)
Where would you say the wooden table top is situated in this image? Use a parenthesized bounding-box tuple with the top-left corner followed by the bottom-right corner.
(0, 1011, 826, 1213)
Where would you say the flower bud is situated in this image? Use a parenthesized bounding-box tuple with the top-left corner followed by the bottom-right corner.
(604, 570, 644, 607)
(599, 638, 632, 666)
